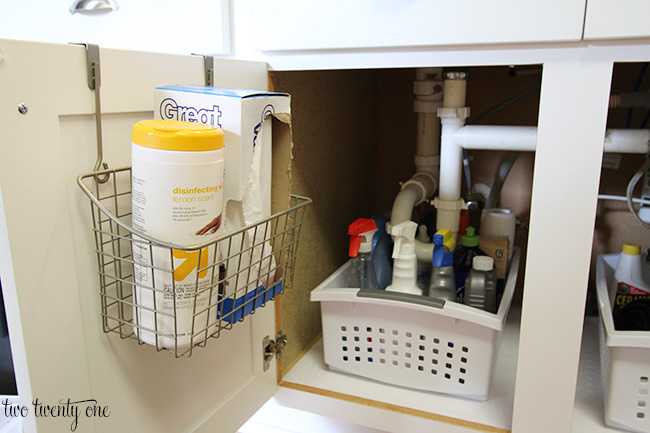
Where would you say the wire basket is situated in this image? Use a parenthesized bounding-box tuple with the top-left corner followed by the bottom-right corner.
(77, 167, 311, 357)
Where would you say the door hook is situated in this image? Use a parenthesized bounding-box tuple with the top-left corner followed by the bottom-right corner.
(72, 43, 110, 183)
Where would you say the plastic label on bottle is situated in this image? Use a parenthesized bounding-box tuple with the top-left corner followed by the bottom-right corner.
(613, 281, 650, 313)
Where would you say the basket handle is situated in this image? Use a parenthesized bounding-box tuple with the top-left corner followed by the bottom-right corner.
(356, 289, 445, 309)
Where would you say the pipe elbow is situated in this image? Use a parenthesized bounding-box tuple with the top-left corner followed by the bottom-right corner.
(390, 172, 437, 225)
(415, 238, 433, 263)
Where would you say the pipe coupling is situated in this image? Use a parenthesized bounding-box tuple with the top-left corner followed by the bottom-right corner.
(401, 172, 437, 206)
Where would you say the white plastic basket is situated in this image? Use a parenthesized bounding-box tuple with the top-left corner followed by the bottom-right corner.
(596, 254, 650, 433)
(310, 247, 520, 401)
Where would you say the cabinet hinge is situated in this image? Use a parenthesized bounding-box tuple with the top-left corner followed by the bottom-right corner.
(263, 331, 287, 372)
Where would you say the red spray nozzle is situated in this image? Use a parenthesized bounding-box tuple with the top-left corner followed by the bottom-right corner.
(348, 218, 378, 257)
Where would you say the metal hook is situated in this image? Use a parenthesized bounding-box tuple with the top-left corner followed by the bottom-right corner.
(72, 43, 110, 183)
(192, 53, 214, 86)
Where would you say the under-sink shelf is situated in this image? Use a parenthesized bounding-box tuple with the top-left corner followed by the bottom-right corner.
(280, 306, 521, 432)
(277, 309, 617, 432)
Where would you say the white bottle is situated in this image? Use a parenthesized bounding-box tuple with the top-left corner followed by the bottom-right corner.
(131, 119, 225, 350)
(463, 256, 497, 313)
(386, 221, 422, 296)
(612, 243, 650, 314)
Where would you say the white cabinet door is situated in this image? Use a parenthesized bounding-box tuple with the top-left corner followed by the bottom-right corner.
(584, 0, 650, 40)
(0, 39, 276, 433)
(251, 0, 586, 51)
(0, 0, 230, 55)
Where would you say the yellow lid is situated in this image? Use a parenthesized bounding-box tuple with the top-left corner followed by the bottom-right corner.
(622, 243, 641, 255)
(132, 119, 223, 151)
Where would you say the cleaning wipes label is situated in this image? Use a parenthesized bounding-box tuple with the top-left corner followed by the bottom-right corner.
(131, 143, 224, 349)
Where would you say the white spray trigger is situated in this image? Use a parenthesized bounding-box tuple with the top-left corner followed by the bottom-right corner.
(392, 235, 402, 259)
(358, 228, 377, 254)
(390, 221, 418, 259)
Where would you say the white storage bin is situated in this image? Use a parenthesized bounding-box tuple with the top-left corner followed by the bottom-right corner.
(311, 247, 520, 401)
(596, 254, 650, 433)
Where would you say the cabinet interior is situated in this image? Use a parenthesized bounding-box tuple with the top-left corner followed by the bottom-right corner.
(269, 63, 650, 377)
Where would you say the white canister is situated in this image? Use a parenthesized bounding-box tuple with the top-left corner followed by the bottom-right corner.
(480, 208, 516, 262)
(130, 119, 224, 349)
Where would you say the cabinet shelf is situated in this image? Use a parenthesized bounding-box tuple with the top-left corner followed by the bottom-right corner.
(278, 310, 615, 432)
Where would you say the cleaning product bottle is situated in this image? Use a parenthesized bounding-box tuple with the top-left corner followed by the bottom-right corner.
(372, 217, 393, 290)
(612, 243, 650, 330)
(416, 224, 431, 291)
(385, 221, 422, 295)
(453, 226, 486, 299)
(347, 218, 380, 290)
(463, 256, 497, 313)
(428, 228, 457, 302)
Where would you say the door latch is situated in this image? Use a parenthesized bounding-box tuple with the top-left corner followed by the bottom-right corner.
(263, 332, 287, 372)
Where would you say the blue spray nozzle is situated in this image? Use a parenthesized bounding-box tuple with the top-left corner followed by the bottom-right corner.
(432, 228, 455, 267)
(432, 246, 454, 267)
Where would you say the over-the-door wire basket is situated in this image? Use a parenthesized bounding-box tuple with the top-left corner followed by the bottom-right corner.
(78, 167, 310, 357)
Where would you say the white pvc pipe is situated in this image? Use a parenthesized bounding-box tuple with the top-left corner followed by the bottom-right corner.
(390, 184, 423, 225)
(413, 68, 443, 178)
(415, 111, 441, 176)
(439, 118, 465, 200)
(453, 125, 650, 153)
(438, 79, 468, 201)
(454, 125, 537, 151)
(604, 129, 650, 153)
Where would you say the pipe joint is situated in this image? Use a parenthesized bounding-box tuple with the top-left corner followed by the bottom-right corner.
(438, 107, 470, 122)
(414, 154, 440, 176)
(432, 197, 468, 240)
(401, 172, 437, 206)
(414, 80, 444, 101)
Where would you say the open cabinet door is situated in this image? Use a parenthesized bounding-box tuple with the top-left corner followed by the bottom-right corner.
(0, 39, 277, 433)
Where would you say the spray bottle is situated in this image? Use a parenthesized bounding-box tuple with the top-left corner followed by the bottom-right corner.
(347, 218, 380, 290)
(453, 226, 486, 298)
(428, 228, 457, 302)
(416, 225, 431, 291)
(385, 221, 422, 295)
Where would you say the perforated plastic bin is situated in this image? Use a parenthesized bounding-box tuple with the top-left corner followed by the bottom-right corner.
(311, 248, 520, 401)
(596, 254, 650, 433)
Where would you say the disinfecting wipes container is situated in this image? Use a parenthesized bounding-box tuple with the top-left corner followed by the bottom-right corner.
(130, 119, 224, 349)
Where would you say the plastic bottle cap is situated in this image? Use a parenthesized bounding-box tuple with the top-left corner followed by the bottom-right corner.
(622, 243, 641, 255)
(133, 119, 224, 151)
(473, 255, 494, 271)
(348, 218, 378, 257)
(461, 226, 479, 247)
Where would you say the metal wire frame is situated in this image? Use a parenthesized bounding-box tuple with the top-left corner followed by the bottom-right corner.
(77, 167, 311, 357)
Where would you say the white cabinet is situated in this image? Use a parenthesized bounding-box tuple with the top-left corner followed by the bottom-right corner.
(250, 0, 586, 52)
(584, 0, 650, 40)
(0, 0, 230, 55)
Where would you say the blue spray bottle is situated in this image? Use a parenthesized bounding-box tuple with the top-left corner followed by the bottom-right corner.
(428, 228, 457, 302)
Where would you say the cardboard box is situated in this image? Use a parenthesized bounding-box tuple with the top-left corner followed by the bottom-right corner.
(154, 85, 291, 209)
(479, 235, 509, 279)
(153, 84, 294, 322)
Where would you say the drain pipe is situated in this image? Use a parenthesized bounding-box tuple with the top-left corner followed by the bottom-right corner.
(433, 70, 470, 240)
(413, 68, 443, 179)
(389, 68, 443, 263)
(390, 69, 442, 224)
